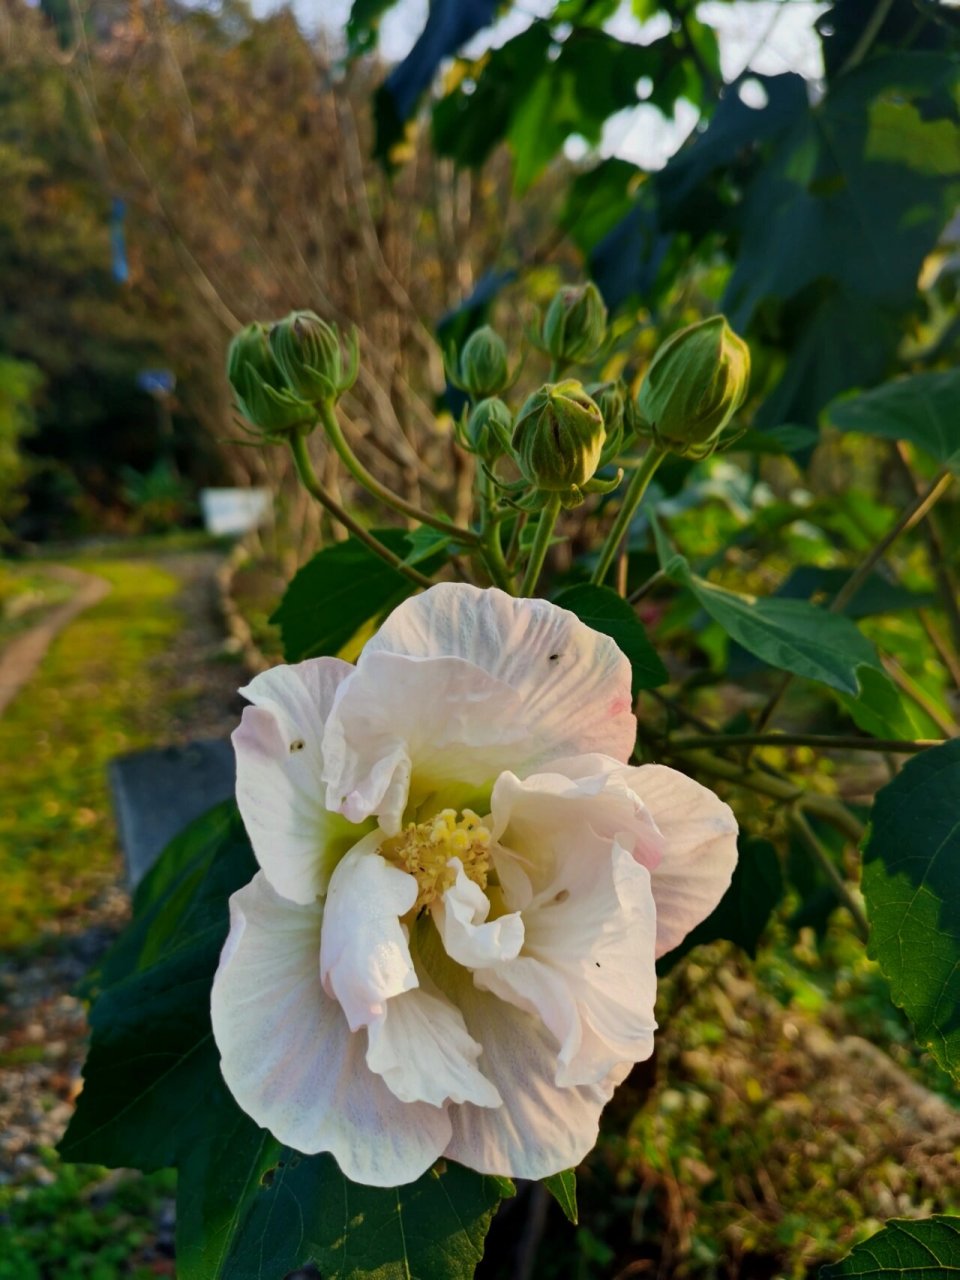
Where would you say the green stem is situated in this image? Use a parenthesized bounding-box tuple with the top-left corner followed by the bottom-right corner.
(521, 494, 562, 597)
(591, 446, 666, 586)
(288, 429, 433, 590)
(665, 746, 866, 843)
(754, 466, 955, 734)
(478, 471, 515, 594)
(790, 808, 869, 942)
(673, 732, 941, 755)
(319, 400, 480, 545)
(505, 510, 528, 569)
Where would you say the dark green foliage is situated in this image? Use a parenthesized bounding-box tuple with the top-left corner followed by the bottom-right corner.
(862, 740, 960, 1082)
(542, 1170, 578, 1225)
(827, 371, 960, 473)
(659, 838, 783, 970)
(821, 1216, 960, 1278)
(271, 530, 436, 662)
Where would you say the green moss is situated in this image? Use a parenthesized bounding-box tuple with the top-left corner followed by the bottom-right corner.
(0, 1156, 176, 1280)
(0, 557, 181, 947)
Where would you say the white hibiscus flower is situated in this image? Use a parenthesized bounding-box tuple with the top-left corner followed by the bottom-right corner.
(212, 583, 738, 1187)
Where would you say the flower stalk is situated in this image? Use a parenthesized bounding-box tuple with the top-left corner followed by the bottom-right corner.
(520, 494, 562, 596)
(318, 400, 481, 546)
(288, 427, 433, 590)
(591, 446, 666, 585)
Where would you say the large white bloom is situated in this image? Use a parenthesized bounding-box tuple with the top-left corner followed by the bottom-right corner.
(212, 584, 737, 1187)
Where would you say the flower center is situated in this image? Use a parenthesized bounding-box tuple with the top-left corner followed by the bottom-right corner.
(380, 808, 492, 912)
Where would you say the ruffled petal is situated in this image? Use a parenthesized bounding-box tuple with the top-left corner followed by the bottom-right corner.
(433, 860, 525, 969)
(211, 873, 450, 1187)
(366, 985, 502, 1110)
(319, 836, 419, 1029)
(233, 657, 365, 903)
(322, 652, 524, 831)
(625, 764, 738, 957)
(366, 583, 637, 765)
(442, 976, 615, 1179)
(490, 758, 664, 901)
(482, 767, 659, 1085)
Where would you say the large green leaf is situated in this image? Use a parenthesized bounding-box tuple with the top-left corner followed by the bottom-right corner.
(553, 582, 668, 696)
(216, 1156, 508, 1280)
(862, 739, 960, 1081)
(827, 370, 960, 473)
(61, 805, 511, 1279)
(821, 1215, 960, 1278)
(271, 530, 430, 663)
(652, 518, 883, 696)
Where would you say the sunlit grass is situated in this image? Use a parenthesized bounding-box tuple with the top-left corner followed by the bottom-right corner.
(0, 557, 181, 948)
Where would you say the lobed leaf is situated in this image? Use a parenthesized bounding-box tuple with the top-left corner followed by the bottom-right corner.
(861, 739, 960, 1082)
(820, 1215, 960, 1278)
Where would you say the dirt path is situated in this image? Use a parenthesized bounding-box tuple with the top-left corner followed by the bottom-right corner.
(0, 549, 245, 1189)
(0, 566, 111, 716)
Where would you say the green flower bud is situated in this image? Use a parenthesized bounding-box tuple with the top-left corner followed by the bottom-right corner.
(458, 326, 510, 399)
(512, 380, 605, 501)
(269, 310, 359, 404)
(636, 315, 750, 459)
(587, 379, 626, 438)
(541, 282, 607, 366)
(227, 322, 315, 438)
(466, 396, 513, 464)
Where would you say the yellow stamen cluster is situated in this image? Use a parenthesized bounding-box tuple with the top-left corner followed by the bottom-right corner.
(380, 808, 492, 912)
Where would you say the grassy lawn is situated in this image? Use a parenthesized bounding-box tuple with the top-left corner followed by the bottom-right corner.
(0, 556, 181, 948)
(0, 562, 78, 648)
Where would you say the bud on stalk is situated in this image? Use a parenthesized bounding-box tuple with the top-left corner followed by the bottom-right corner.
(540, 282, 607, 367)
(269, 310, 359, 405)
(227, 322, 316, 439)
(512, 380, 608, 506)
(635, 315, 750, 459)
(456, 326, 510, 399)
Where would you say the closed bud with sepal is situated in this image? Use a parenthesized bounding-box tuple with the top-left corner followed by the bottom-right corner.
(227, 322, 316, 439)
(635, 315, 750, 459)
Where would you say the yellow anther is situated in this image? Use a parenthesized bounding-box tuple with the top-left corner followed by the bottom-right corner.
(380, 808, 492, 912)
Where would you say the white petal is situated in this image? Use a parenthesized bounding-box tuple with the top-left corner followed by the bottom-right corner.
(319, 836, 419, 1030)
(625, 764, 739, 957)
(483, 766, 659, 1084)
(233, 657, 365, 903)
(211, 872, 450, 1187)
(366, 985, 502, 1109)
(322, 652, 525, 831)
(366, 583, 637, 765)
(490, 758, 664, 901)
(442, 978, 615, 1179)
(433, 860, 525, 969)
(481, 846, 657, 1086)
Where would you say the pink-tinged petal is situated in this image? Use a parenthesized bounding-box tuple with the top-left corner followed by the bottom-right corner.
(475, 767, 659, 1085)
(319, 837, 419, 1029)
(480, 844, 657, 1087)
(367, 584, 637, 764)
(322, 652, 525, 831)
(234, 657, 365, 903)
(433, 861, 525, 969)
(366, 986, 502, 1110)
(442, 978, 616, 1179)
(211, 873, 450, 1187)
(626, 763, 738, 957)
(490, 758, 664, 900)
